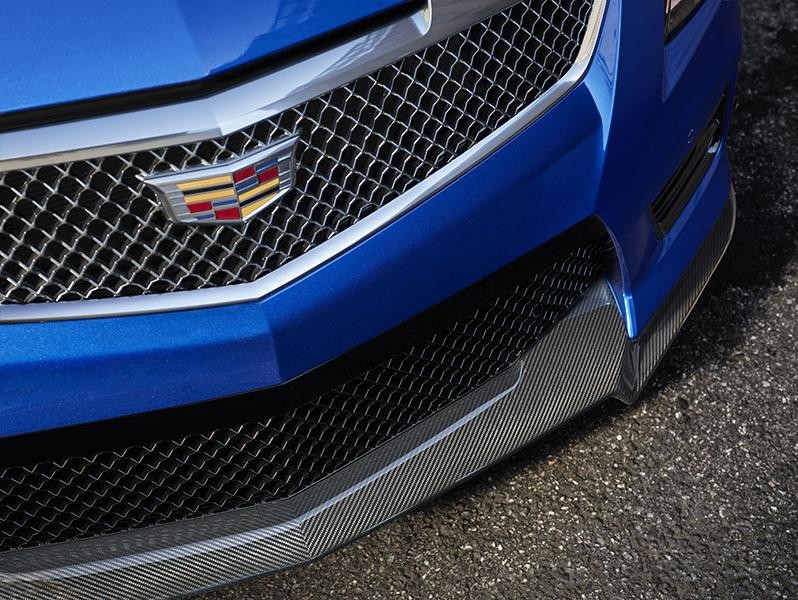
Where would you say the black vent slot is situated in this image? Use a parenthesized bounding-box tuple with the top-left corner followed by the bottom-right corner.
(650, 93, 728, 238)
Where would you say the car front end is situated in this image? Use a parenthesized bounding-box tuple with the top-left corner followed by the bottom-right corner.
(0, 0, 741, 598)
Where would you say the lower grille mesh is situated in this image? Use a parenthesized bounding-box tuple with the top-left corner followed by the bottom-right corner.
(0, 231, 608, 552)
(0, 0, 594, 304)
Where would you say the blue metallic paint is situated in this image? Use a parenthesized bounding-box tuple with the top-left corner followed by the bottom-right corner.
(0, 0, 414, 116)
(0, 0, 742, 437)
(598, 0, 741, 334)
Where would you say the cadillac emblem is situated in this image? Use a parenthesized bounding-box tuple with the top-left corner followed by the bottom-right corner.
(141, 135, 299, 224)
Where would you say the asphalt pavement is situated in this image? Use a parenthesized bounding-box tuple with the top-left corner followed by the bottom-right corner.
(199, 2, 798, 597)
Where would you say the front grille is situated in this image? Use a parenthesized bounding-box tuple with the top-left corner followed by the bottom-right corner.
(0, 230, 608, 552)
(0, 0, 595, 305)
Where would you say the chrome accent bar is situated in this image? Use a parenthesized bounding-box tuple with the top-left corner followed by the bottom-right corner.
(0, 0, 608, 323)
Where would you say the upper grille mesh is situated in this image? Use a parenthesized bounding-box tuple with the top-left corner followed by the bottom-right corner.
(0, 0, 594, 304)
(0, 234, 606, 552)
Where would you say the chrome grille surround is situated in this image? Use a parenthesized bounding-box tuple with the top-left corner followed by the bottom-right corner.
(0, 0, 597, 310)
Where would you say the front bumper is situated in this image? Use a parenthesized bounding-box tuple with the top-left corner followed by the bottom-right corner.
(0, 193, 734, 599)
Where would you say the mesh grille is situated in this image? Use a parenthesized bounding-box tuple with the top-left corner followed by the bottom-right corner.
(0, 235, 607, 552)
(0, 0, 594, 304)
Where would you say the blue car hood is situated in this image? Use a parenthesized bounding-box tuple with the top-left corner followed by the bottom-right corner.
(0, 0, 413, 116)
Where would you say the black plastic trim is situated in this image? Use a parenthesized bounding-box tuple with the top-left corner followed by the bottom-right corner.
(649, 92, 727, 238)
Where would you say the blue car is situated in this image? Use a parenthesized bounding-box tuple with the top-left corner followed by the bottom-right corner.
(0, 0, 741, 597)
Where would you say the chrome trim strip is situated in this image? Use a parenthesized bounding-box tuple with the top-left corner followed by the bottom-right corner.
(0, 0, 607, 323)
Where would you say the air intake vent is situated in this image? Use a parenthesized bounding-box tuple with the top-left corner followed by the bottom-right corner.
(650, 93, 727, 238)
(0, 223, 610, 552)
